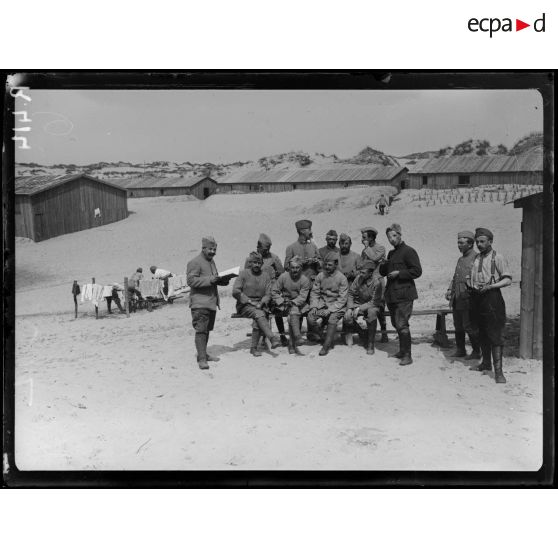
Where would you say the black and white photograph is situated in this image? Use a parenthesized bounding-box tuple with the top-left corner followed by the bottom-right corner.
(3, 72, 554, 483)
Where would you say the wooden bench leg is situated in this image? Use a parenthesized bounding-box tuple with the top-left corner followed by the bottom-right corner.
(433, 312, 451, 348)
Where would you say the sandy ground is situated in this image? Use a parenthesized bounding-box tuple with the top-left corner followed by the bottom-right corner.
(14, 188, 543, 470)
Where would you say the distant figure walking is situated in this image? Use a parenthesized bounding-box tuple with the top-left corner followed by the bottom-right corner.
(376, 194, 389, 215)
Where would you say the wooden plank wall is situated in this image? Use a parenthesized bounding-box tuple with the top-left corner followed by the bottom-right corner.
(518, 199, 543, 359)
(408, 171, 543, 189)
(31, 177, 128, 241)
(15, 196, 34, 238)
(189, 178, 218, 199)
(217, 180, 401, 195)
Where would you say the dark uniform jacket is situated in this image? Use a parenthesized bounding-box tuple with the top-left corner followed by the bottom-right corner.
(186, 253, 220, 310)
(284, 239, 322, 281)
(448, 248, 477, 310)
(379, 241, 422, 304)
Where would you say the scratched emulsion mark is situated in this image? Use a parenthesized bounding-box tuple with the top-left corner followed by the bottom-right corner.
(32, 111, 74, 136)
(338, 427, 387, 449)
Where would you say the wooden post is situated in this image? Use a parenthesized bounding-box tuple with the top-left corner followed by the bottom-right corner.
(92, 277, 98, 319)
(124, 277, 130, 318)
(73, 280, 78, 318)
(519, 214, 535, 358)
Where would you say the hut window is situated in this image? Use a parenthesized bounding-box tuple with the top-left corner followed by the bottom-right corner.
(458, 175, 471, 185)
(422, 176, 428, 186)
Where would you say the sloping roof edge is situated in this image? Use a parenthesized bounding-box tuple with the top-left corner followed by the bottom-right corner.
(15, 173, 128, 195)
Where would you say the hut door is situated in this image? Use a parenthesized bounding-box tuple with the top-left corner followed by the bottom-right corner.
(203, 187, 210, 199)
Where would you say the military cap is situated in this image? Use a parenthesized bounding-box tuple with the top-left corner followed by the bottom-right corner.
(202, 236, 217, 247)
(339, 233, 351, 243)
(475, 227, 493, 240)
(137, 267, 143, 273)
(361, 226, 378, 236)
(386, 223, 402, 235)
(457, 230, 475, 241)
(258, 233, 272, 246)
(326, 229, 338, 237)
(323, 251, 339, 263)
(295, 219, 312, 231)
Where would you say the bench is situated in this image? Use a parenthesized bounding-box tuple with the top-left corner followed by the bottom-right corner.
(233, 308, 453, 346)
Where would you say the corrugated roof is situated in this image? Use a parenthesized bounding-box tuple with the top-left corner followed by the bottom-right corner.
(112, 175, 212, 189)
(15, 173, 127, 195)
(220, 165, 406, 184)
(406, 151, 543, 175)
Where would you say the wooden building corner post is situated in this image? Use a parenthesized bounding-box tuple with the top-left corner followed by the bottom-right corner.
(92, 277, 98, 319)
(124, 277, 130, 318)
(73, 280, 78, 318)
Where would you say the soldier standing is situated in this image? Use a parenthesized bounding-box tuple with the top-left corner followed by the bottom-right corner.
(284, 219, 322, 282)
(379, 223, 422, 366)
(338, 233, 361, 285)
(186, 236, 231, 370)
(445, 231, 481, 359)
(318, 229, 340, 262)
(468, 227, 512, 384)
(360, 226, 389, 343)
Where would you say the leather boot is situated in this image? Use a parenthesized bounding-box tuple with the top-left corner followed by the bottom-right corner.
(451, 331, 467, 357)
(399, 330, 413, 366)
(274, 315, 289, 346)
(471, 340, 492, 372)
(389, 333, 405, 358)
(465, 334, 481, 360)
(319, 322, 338, 356)
(379, 311, 389, 343)
(256, 316, 281, 348)
(287, 323, 303, 355)
(492, 345, 506, 384)
(205, 332, 220, 362)
(366, 321, 377, 355)
(306, 316, 322, 343)
(289, 315, 304, 350)
(195, 332, 209, 370)
(250, 328, 262, 357)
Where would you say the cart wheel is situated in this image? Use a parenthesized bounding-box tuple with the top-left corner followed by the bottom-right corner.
(147, 301, 153, 312)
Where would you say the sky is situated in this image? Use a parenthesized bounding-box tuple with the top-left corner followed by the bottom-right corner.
(15, 89, 543, 165)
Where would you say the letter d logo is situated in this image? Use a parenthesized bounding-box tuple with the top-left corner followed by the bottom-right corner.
(534, 13, 545, 31)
